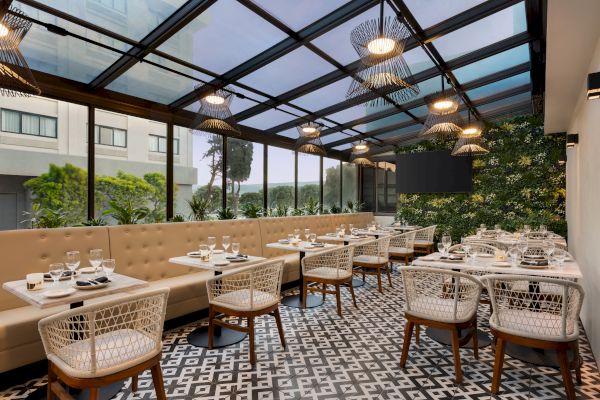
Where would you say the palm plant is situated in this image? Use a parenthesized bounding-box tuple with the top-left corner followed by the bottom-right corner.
(345, 200, 364, 213)
(187, 195, 211, 221)
(80, 217, 107, 226)
(241, 203, 262, 219)
(291, 208, 304, 216)
(103, 200, 149, 225)
(304, 197, 320, 215)
(329, 204, 342, 214)
(274, 203, 288, 217)
(169, 214, 186, 222)
(217, 207, 236, 220)
(22, 205, 67, 228)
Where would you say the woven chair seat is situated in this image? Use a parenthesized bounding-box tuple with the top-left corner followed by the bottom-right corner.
(407, 295, 477, 324)
(414, 240, 434, 246)
(212, 288, 279, 312)
(389, 246, 412, 255)
(491, 309, 578, 342)
(354, 255, 388, 265)
(50, 329, 157, 378)
(304, 266, 352, 280)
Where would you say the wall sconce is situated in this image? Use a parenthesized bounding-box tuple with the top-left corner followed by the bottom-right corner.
(566, 133, 579, 148)
(588, 72, 600, 99)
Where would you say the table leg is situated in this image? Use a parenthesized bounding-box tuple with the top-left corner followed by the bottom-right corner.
(343, 241, 365, 288)
(282, 251, 324, 309)
(426, 327, 491, 349)
(187, 270, 247, 348)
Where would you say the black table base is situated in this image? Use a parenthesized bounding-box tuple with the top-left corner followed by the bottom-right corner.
(504, 343, 578, 368)
(25, 381, 124, 400)
(281, 293, 324, 308)
(426, 327, 492, 349)
(187, 325, 247, 349)
(351, 277, 365, 288)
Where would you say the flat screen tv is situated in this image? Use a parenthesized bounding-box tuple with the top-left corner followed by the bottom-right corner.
(395, 150, 472, 193)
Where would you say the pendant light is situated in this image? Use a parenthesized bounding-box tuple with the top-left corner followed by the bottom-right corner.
(350, 140, 374, 166)
(352, 140, 370, 154)
(346, 0, 419, 107)
(192, 86, 241, 136)
(419, 76, 463, 138)
(452, 111, 488, 156)
(0, 7, 41, 97)
(294, 122, 326, 155)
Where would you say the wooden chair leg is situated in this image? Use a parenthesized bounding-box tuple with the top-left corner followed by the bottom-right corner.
(151, 363, 167, 400)
(415, 324, 420, 345)
(302, 279, 308, 309)
(47, 361, 56, 400)
(322, 283, 327, 301)
(400, 320, 415, 368)
(451, 328, 463, 384)
(574, 341, 582, 385)
(491, 337, 506, 394)
(335, 284, 342, 317)
(472, 321, 479, 360)
(386, 264, 393, 287)
(404, 255, 408, 265)
(558, 348, 576, 400)
(131, 374, 139, 393)
(273, 307, 286, 348)
(348, 281, 358, 308)
(377, 268, 383, 293)
(362, 271, 365, 282)
(207, 305, 215, 350)
(88, 388, 99, 400)
(248, 317, 256, 365)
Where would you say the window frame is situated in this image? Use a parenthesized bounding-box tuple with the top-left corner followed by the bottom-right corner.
(0, 108, 58, 138)
(94, 124, 128, 148)
(148, 133, 179, 155)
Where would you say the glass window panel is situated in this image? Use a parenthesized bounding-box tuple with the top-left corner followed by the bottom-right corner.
(342, 162, 357, 208)
(277, 128, 299, 139)
(404, 0, 486, 29)
(321, 131, 351, 145)
(186, 86, 269, 116)
(2, 110, 20, 133)
(297, 153, 320, 208)
(40, 117, 57, 137)
(361, 166, 375, 212)
(173, 138, 180, 155)
(466, 72, 530, 101)
(107, 54, 206, 104)
(242, 107, 298, 130)
(385, 165, 396, 212)
(267, 146, 294, 210)
(376, 165, 386, 211)
(290, 77, 355, 112)
(332, 143, 353, 151)
(433, 3, 527, 59)
(99, 127, 112, 145)
(311, 2, 393, 65)
(453, 44, 530, 84)
(408, 104, 429, 117)
(17, 3, 127, 83)
(323, 158, 340, 208)
(376, 124, 420, 140)
(365, 112, 412, 132)
(158, 137, 167, 153)
(94, 126, 99, 143)
(325, 104, 369, 124)
(238, 46, 336, 96)
(114, 129, 127, 147)
(21, 114, 39, 135)
(32, 0, 187, 40)
(149, 135, 159, 152)
(476, 92, 530, 114)
(158, 0, 287, 74)
(227, 139, 263, 216)
(403, 47, 437, 75)
(251, 0, 349, 31)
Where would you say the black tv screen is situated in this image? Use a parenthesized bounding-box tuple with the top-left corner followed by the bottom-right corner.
(395, 150, 472, 193)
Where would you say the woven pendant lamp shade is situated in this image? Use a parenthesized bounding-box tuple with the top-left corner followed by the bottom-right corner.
(351, 155, 375, 167)
(295, 122, 326, 155)
(452, 133, 489, 156)
(0, 7, 41, 96)
(419, 90, 464, 139)
(192, 87, 241, 136)
(350, 16, 410, 66)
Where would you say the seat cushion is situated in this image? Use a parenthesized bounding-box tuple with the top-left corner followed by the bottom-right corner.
(389, 246, 413, 255)
(406, 295, 476, 323)
(304, 267, 352, 280)
(414, 240, 434, 246)
(49, 329, 158, 378)
(211, 289, 279, 312)
(490, 309, 578, 341)
(353, 255, 388, 265)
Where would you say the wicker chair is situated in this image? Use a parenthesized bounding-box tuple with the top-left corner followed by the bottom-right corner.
(481, 275, 584, 400)
(352, 236, 393, 293)
(302, 245, 357, 317)
(449, 242, 497, 256)
(38, 288, 170, 400)
(400, 267, 482, 384)
(389, 231, 417, 266)
(206, 260, 285, 365)
(464, 238, 509, 251)
(413, 225, 437, 255)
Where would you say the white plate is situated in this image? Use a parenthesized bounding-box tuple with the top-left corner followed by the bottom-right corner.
(491, 261, 512, 268)
(519, 263, 549, 270)
(213, 250, 224, 254)
(478, 254, 494, 258)
(74, 281, 109, 290)
(187, 251, 203, 258)
(278, 239, 290, 244)
(79, 267, 97, 274)
(213, 261, 230, 266)
(441, 258, 465, 264)
(44, 288, 76, 298)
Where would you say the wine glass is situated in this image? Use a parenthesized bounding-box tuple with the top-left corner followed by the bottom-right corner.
(539, 225, 547, 234)
(304, 229, 311, 241)
(523, 224, 531, 234)
(294, 229, 301, 240)
(517, 239, 528, 261)
(231, 243, 240, 256)
(102, 259, 115, 279)
(207, 237, 216, 255)
(441, 233, 452, 254)
(89, 249, 103, 276)
(554, 249, 566, 268)
(309, 233, 317, 243)
(222, 236, 231, 253)
(507, 247, 520, 267)
(349, 224, 354, 234)
(543, 240, 555, 260)
(49, 263, 64, 288)
(437, 242, 445, 257)
(65, 251, 80, 282)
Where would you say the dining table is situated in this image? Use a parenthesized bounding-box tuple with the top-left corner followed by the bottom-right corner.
(466, 233, 568, 249)
(413, 252, 582, 367)
(389, 224, 421, 232)
(3, 272, 148, 400)
(317, 234, 374, 287)
(353, 229, 393, 239)
(169, 252, 265, 349)
(266, 241, 339, 308)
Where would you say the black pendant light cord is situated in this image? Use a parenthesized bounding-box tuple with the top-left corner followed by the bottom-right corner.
(379, 0, 384, 36)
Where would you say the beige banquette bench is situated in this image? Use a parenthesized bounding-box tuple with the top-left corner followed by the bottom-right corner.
(0, 212, 373, 373)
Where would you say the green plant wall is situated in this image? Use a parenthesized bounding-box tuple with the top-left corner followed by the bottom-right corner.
(395, 115, 567, 241)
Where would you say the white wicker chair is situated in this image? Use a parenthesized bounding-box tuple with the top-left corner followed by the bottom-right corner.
(449, 242, 497, 256)
(389, 231, 417, 265)
(302, 245, 357, 316)
(353, 235, 392, 293)
(481, 275, 584, 399)
(206, 259, 285, 365)
(464, 238, 509, 251)
(38, 288, 170, 400)
(400, 267, 482, 384)
(413, 225, 437, 254)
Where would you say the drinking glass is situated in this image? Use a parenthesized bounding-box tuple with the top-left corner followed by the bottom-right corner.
(494, 224, 501, 232)
(469, 249, 479, 265)
(349, 224, 354, 234)
(340, 224, 346, 235)
(207, 237, 216, 254)
(304, 229, 311, 241)
(222, 236, 231, 253)
(476, 228, 482, 238)
(89, 249, 103, 276)
(543, 241, 555, 260)
(463, 244, 471, 263)
(65, 250, 80, 282)
(554, 249, 566, 268)
(441, 234, 451, 254)
(309, 233, 317, 243)
(507, 247, 520, 267)
(294, 229, 301, 239)
(517, 240, 528, 261)
(539, 225, 547, 234)
(523, 224, 531, 234)
(49, 263, 64, 288)
(287, 234, 294, 242)
(199, 244, 210, 261)
(480, 224, 487, 232)
(437, 242, 445, 257)
(231, 243, 240, 256)
(102, 259, 115, 279)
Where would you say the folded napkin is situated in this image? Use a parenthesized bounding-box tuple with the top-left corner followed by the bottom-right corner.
(440, 255, 465, 261)
(226, 255, 248, 260)
(311, 243, 325, 247)
(521, 259, 548, 266)
(76, 276, 109, 286)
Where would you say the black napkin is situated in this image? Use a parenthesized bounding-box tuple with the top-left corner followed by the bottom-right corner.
(440, 255, 464, 261)
(521, 259, 548, 266)
(311, 243, 325, 247)
(226, 255, 248, 260)
(44, 270, 75, 279)
(76, 276, 109, 286)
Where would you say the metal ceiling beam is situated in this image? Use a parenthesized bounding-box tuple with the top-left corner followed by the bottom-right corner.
(525, 0, 547, 113)
(90, 0, 218, 89)
(169, 0, 378, 109)
(324, 64, 531, 148)
(234, 0, 522, 123)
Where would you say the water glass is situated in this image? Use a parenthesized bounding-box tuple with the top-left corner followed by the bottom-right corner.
(543, 240, 555, 259)
(309, 233, 317, 243)
(441, 234, 451, 253)
(340, 224, 346, 235)
(480, 224, 487, 232)
(199, 244, 210, 261)
(494, 224, 501, 232)
(294, 229, 301, 239)
(554, 249, 566, 267)
(507, 247, 520, 267)
(207, 237, 216, 252)
(49, 263, 64, 287)
(287, 234, 294, 242)
(523, 224, 531, 234)
(102, 259, 115, 278)
(222, 236, 231, 253)
(304, 229, 311, 241)
(476, 228, 482, 238)
(65, 250, 80, 282)
(437, 242, 445, 256)
(89, 249, 103, 276)
(517, 240, 528, 260)
(539, 225, 547, 234)
(349, 224, 354, 234)
(231, 243, 240, 256)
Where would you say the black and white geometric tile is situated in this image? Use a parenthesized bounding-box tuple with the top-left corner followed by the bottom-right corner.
(2, 272, 600, 399)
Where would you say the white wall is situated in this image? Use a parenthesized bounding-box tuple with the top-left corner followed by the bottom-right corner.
(566, 34, 600, 366)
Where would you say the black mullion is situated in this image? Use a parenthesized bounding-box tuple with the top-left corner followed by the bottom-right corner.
(166, 122, 174, 220)
(87, 106, 95, 220)
(263, 145, 268, 211)
(319, 156, 324, 214)
(222, 136, 227, 211)
(294, 151, 298, 210)
(339, 160, 343, 209)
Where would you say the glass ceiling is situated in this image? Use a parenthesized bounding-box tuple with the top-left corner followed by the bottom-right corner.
(14, 0, 536, 155)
